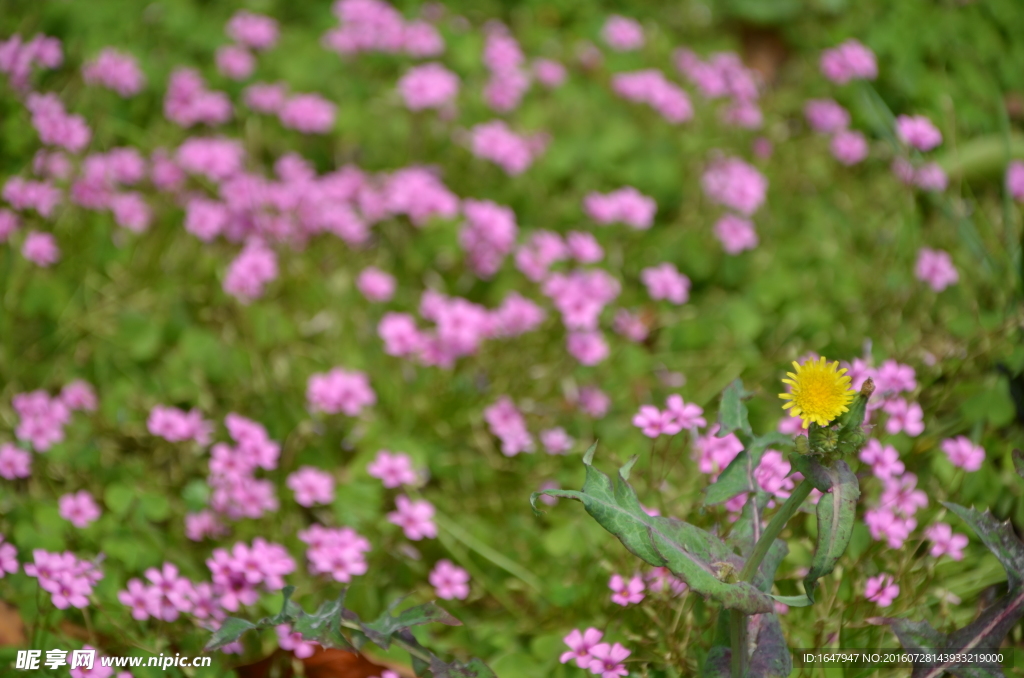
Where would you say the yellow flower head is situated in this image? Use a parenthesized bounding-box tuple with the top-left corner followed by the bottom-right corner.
(778, 356, 855, 429)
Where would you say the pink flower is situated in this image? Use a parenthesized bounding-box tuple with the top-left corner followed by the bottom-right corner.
(608, 573, 645, 605)
(804, 99, 850, 133)
(1007, 161, 1024, 201)
(82, 49, 144, 97)
(0, 209, 18, 242)
(378, 313, 423, 357)
(367, 450, 418, 488)
(613, 309, 648, 342)
(176, 137, 244, 181)
(701, 157, 768, 215)
(459, 199, 517, 278)
(882, 398, 924, 436)
(915, 248, 958, 292)
(216, 45, 255, 80)
(633, 405, 672, 438)
(879, 473, 928, 517)
(602, 15, 644, 51)
(924, 523, 968, 561)
(277, 624, 319, 658)
(279, 94, 336, 134)
(896, 115, 942, 151)
(540, 427, 574, 455)
(164, 68, 232, 127)
(940, 436, 984, 472)
(429, 559, 470, 600)
(147, 405, 214, 445)
(713, 214, 758, 254)
(22, 231, 60, 267)
(468, 120, 544, 175)
(865, 507, 916, 549)
(913, 163, 948, 192)
(864, 573, 899, 607)
(665, 395, 706, 430)
(227, 11, 279, 50)
(484, 396, 534, 456)
(387, 495, 437, 540)
(588, 642, 631, 678)
(185, 510, 227, 542)
(287, 467, 335, 507)
(244, 82, 288, 113)
(59, 490, 102, 528)
(560, 627, 604, 668)
(831, 130, 869, 165)
(307, 367, 376, 416)
(13, 390, 70, 451)
(583, 187, 657, 229)
(398, 62, 459, 110)
(640, 263, 690, 304)
(567, 331, 609, 365)
(533, 59, 566, 88)
(695, 425, 743, 478)
(820, 39, 877, 84)
(611, 70, 693, 123)
(404, 20, 444, 57)
(858, 440, 904, 480)
(299, 524, 371, 583)
(577, 386, 610, 419)
(357, 267, 396, 302)
(0, 443, 31, 479)
(25, 93, 91, 153)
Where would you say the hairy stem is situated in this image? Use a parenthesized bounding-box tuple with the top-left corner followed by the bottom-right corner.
(739, 479, 813, 584)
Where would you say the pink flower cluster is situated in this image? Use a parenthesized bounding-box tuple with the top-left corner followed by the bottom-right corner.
(560, 628, 631, 678)
(429, 559, 470, 600)
(640, 263, 690, 304)
(611, 70, 693, 124)
(713, 213, 759, 254)
(0, 443, 31, 479)
(3, 177, 62, 218)
(24, 549, 104, 609)
(299, 524, 371, 583)
(602, 15, 644, 51)
(0, 33, 62, 91)
(164, 68, 233, 127)
(226, 10, 280, 51)
(484, 396, 534, 456)
(13, 389, 72, 451)
(865, 472, 927, 549)
(483, 26, 529, 112)
(323, 0, 443, 57)
(287, 467, 335, 507)
(224, 239, 279, 302)
(645, 567, 688, 597)
(1008, 161, 1024, 201)
(205, 413, 281, 522)
(367, 449, 419, 487)
(804, 99, 850, 134)
(59, 491, 102, 528)
(542, 269, 620, 331)
(540, 427, 574, 454)
(632, 395, 705, 438)
(674, 49, 761, 128)
(923, 523, 968, 560)
(148, 405, 214, 445)
(514, 230, 569, 280)
(468, 120, 546, 175)
(82, 49, 145, 97)
(387, 495, 437, 540)
(859, 440, 905, 480)
(584, 187, 657, 229)
(280, 93, 337, 134)
(307, 367, 376, 416)
(119, 562, 220, 623)
(820, 39, 878, 84)
(277, 624, 320, 658)
(694, 424, 744, 479)
(895, 115, 942, 152)
(398, 62, 459, 111)
(939, 436, 985, 472)
(701, 156, 768, 217)
(459, 199, 518, 278)
(533, 58, 566, 88)
(26, 93, 91, 154)
(915, 248, 958, 291)
(206, 539, 295, 612)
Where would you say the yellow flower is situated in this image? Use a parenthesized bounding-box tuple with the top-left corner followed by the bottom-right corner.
(779, 356, 855, 429)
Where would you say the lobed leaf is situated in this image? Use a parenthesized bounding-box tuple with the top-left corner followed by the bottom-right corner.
(204, 617, 257, 652)
(362, 601, 462, 649)
(532, 443, 775, 615)
(942, 502, 1024, 590)
(803, 460, 860, 603)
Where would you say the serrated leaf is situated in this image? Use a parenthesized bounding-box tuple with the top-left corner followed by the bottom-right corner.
(748, 613, 792, 678)
(718, 379, 754, 437)
(705, 432, 792, 505)
(293, 590, 353, 650)
(885, 608, 1016, 678)
(204, 617, 257, 651)
(362, 601, 461, 649)
(942, 502, 1024, 589)
(533, 445, 775, 615)
(804, 461, 860, 603)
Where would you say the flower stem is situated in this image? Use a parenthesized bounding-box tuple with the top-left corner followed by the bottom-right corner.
(739, 480, 812, 584)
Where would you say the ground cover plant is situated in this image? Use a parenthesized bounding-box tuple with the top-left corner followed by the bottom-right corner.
(1, 0, 1024, 676)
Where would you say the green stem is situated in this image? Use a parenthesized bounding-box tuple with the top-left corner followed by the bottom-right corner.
(739, 480, 813, 584)
(730, 609, 746, 678)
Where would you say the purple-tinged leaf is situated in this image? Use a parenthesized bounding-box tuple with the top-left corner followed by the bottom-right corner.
(748, 613, 792, 678)
(718, 378, 754, 437)
(804, 460, 860, 603)
(942, 502, 1024, 590)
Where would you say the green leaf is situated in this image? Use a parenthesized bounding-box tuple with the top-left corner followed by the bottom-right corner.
(717, 379, 754, 438)
(942, 502, 1024, 590)
(705, 432, 792, 505)
(770, 594, 813, 608)
(803, 460, 860, 604)
(362, 601, 461, 649)
(104, 484, 136, 516)
(204, 617, 257, 651)
(293, 592, 353, 650)
(140, 493, 171, 522)
(884, 609, 1017, 678)
(532, 443, 775, 615)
